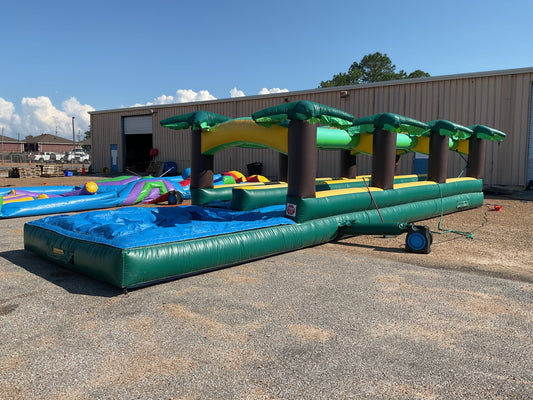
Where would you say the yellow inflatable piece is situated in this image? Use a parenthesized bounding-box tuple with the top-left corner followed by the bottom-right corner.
(316, 186, 383, 199)
(411, 135, 430, 155)
(233, 182, 288, 191)
(393, 181, 436, 189)
(223, 170, 246, 183)
(3, 195, 34, 204)
(84, 181, 98, 194)
(246, 175, 269, 183)
(37, 194, 49, 200)
(455, 139, 469, 155)
(352, 132, 374, 155)
(201, 118, 288, 155)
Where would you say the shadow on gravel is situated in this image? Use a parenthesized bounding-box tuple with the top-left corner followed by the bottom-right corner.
(0, 249, 123, 297)
(333, 239, 406, 254)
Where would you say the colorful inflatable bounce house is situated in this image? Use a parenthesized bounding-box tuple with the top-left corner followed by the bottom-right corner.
(0, 171, 257, 218)
(0, 175, 188, 218)
(24, 101, 505, 288)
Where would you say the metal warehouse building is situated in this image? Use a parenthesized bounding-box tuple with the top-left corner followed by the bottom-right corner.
(89, 67, 533, 188)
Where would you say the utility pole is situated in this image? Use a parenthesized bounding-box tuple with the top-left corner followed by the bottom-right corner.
(1, 127, 4, 153)
(72, 117, 75, 150)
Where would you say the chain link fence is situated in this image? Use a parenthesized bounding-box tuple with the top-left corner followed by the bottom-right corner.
(0, 153, 30, 165)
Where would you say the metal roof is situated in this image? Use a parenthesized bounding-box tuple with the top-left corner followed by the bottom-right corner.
(89, 67, 533, 115)
(23, 133, 73, 144)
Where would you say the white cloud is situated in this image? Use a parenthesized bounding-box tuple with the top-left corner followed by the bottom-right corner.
(133, 87, 293, 109)
(0, 98, 16, 120)
(134, 89, 218, 108)
(154, 94, 176, 105)
(0, 96, 93, 140)
(258, 87, 289, 95)
(175, 89, 216, 103)
(230, 87, 245, 98)
(0, 86, 295, 140)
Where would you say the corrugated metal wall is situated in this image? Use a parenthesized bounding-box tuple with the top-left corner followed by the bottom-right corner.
(90, 69, 533, 187)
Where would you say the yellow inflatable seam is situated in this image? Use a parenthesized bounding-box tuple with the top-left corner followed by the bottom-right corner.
(394, 181, 436, 189)
(315, 187, 382, 198)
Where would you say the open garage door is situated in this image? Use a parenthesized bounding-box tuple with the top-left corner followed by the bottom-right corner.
(123, 115, 153, 173)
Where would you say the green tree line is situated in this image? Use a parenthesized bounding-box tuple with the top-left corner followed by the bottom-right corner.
(319, 52, 430, 88)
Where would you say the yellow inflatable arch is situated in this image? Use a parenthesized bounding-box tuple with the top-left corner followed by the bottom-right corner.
(201, 118, 289, 155)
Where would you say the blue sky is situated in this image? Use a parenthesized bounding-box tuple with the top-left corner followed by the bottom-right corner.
(1, 0, 532, 139)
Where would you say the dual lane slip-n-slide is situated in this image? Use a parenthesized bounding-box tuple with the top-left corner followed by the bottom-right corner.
(24, 101, 505, 288)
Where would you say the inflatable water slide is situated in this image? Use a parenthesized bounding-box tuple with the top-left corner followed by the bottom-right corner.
(24, 101, 505, 288)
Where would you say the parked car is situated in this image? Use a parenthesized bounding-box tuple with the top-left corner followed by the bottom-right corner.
(50, 152, 65, 163)
(32, 152, 53, 163)
(31, 151, 67, 163)
(64, 148, 90, 163)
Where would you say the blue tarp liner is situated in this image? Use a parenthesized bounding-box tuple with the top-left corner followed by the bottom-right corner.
(27, 205, 294, 249)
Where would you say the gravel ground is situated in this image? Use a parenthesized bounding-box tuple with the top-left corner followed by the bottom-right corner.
(0, 176, 532, 399)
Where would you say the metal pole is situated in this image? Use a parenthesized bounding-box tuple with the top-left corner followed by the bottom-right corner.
(72, 117, 75, 150)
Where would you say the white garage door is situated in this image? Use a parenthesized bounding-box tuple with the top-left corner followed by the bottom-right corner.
(123, 115, 153, 135)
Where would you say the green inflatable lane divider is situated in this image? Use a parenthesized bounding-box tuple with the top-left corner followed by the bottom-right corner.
(231, 175, 424, 211)
(192, 182, 273, 206)
(287, 179, 482, 222)
(331, 192, 483, 228)
(192, 186, 235, 205)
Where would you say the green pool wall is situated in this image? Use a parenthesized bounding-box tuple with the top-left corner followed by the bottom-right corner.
(24, 226, 126, 288)
(231, 175, 425, 211)
(192, 186, 234, 205)
(24, 216, 341, 288)
(288, 179, 482, 222)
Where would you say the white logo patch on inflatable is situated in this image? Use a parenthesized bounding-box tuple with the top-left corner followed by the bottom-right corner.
(286, 203, 296, 217)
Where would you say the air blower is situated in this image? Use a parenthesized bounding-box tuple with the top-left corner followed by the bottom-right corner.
(167, 190, 184, 205)
(405, 225, 433, 254)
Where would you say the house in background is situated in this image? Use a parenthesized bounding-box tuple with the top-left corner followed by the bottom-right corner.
(0, 135, 23, 153)
(23, 134, 75, 153)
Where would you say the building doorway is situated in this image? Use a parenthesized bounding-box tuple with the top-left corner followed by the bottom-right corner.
(123, 115, 153, 173)
(124, 134, 152, 172)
